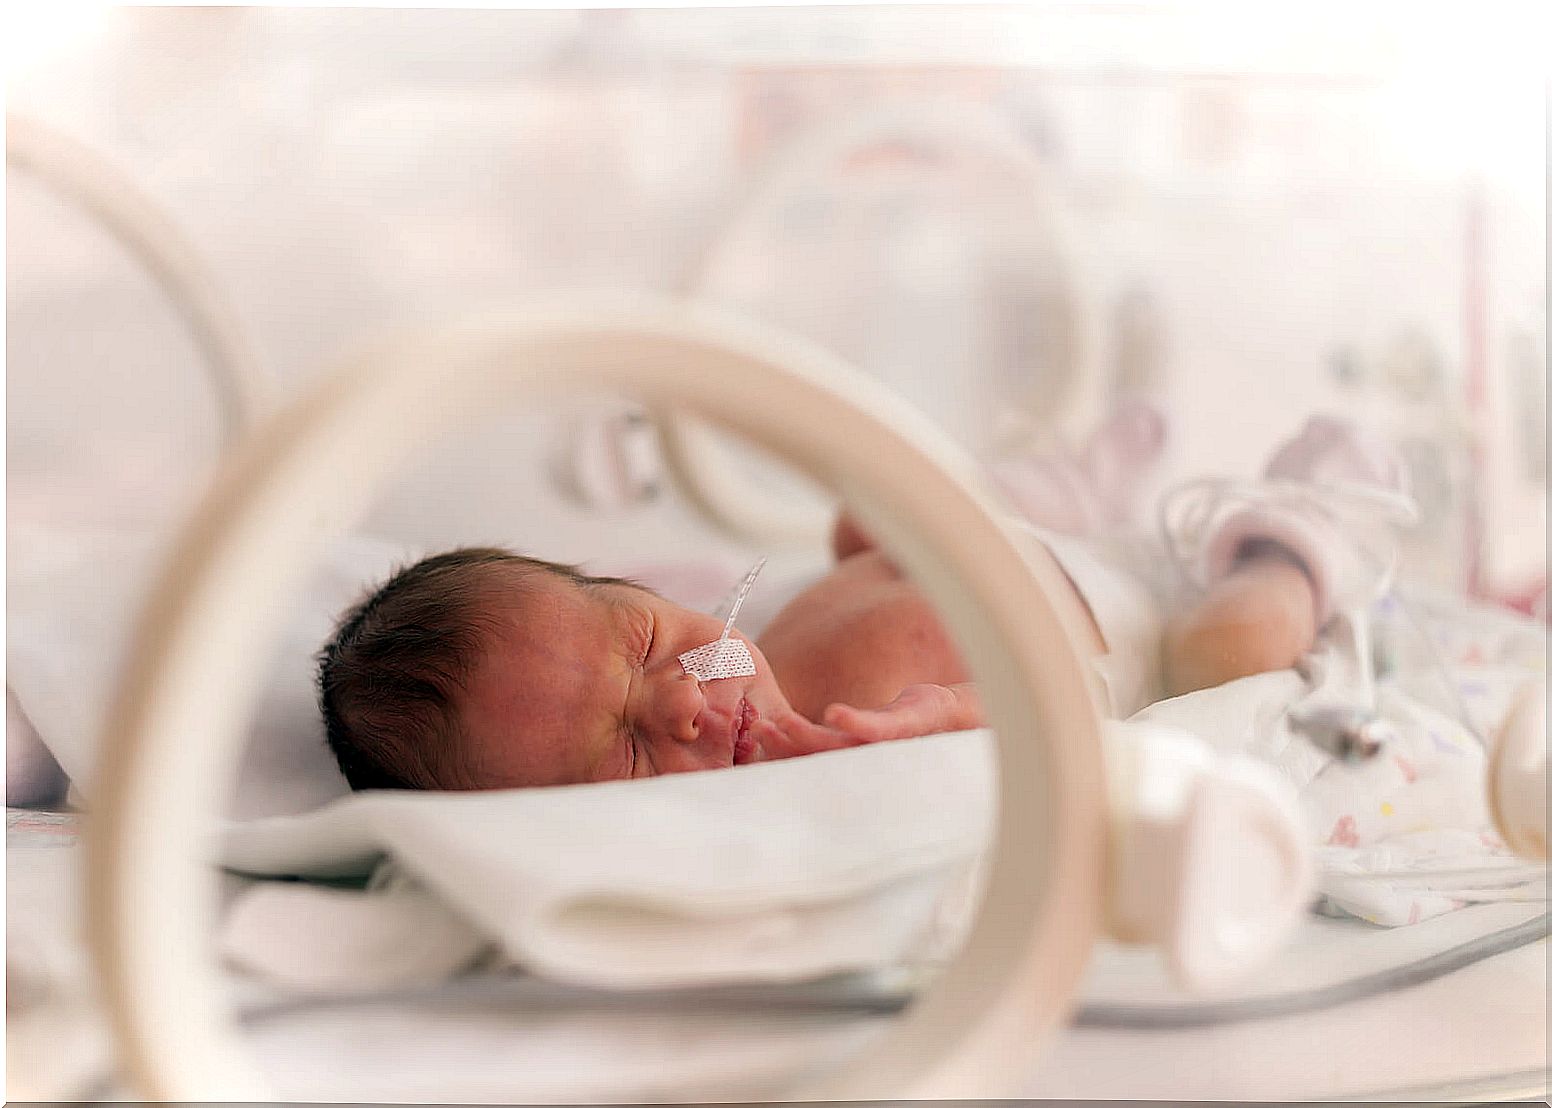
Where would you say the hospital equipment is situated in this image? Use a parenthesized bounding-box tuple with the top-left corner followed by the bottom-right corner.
(1490, 677, 1548, 862)
(65, 295, 1543, 1102)
(8, 10, 1547, 1101)
(1, 116, 1316, 1084)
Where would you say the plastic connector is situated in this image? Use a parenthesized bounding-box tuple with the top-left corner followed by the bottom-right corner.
(1105, 719, 1315, 991)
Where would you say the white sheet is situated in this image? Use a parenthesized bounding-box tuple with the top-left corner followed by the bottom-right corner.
(11, 797, 1545, 1103)
(220, 904, 1552, 1103)
(221, 731, 993, 991)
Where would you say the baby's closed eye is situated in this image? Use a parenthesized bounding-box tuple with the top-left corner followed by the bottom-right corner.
(633, 614, 656, 667)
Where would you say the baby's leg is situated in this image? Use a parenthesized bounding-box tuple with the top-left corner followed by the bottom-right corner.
(1163, 542, 1319, 696)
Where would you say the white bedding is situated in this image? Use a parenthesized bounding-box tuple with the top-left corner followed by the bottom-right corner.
(9, 796, 1546, 1103)
(220, 731, 992, 992)
(8, 513, 1546, 1100)
(12, 818, 1544, 1105)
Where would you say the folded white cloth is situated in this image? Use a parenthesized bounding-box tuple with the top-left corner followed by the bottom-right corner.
(221, 731, 995, 992)
(220, 873, 493, 994)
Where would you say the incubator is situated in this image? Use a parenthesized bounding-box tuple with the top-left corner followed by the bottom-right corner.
(6, 6, 1547, 1104)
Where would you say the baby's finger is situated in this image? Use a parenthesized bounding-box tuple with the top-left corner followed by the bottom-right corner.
(821, 702, 894, 741)
(821, 702, 860, 728)
(756, 713, 870, 759)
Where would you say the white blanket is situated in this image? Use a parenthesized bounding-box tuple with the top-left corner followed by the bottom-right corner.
(222, 731, 994, 992)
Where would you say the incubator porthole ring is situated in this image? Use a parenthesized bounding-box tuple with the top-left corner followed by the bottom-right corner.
(662, 100, 1103, 547)
(84, 296, 1108, 1101)
(6, 112, 271, 443)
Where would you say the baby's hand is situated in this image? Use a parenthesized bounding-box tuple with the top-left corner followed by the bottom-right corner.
(750, 684, 983, 762)
(822, 683, 984, 742)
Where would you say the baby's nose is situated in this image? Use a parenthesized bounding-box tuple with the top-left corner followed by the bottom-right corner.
(654, 671, 705, 744)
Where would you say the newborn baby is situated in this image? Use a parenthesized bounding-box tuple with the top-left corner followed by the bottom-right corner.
(318, 511, 1320, 791)
(320, 413, 1411, 792)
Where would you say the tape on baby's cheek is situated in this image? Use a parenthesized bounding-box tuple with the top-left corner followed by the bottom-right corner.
(679, 556, 766, 682)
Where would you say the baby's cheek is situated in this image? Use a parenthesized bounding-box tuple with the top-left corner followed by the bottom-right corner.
(590, 735, 636, 782)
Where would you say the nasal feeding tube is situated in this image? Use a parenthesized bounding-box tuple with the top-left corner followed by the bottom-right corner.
(679, 557, 767, 681)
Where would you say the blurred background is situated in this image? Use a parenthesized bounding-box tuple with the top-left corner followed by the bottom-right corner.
(7, 3, 1546, 601)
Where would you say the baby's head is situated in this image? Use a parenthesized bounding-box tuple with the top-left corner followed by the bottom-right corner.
(318, 547, 786, 791)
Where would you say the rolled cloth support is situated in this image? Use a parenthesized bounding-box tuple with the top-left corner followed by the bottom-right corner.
(84, 295, 1108, 1102)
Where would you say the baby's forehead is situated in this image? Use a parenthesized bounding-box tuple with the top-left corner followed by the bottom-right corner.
(473, 565, 621, 648)
(470, 570, 639, 690)
(461, 565, 664, 673)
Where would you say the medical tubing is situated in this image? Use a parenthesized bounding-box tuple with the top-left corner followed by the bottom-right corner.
(1073, 910, 1549, 1029)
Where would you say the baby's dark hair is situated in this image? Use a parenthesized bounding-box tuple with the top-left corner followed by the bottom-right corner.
(317, 546, 636, 791)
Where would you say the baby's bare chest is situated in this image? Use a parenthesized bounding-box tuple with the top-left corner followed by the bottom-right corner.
(756, 554, 968, 717)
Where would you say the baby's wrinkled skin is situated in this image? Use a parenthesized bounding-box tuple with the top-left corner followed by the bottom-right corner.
(455, 515, 1316, 789)
(455, 542, 992, 789)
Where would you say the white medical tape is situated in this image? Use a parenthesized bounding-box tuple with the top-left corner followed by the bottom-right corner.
(677, 638, 756, 681)
(679, 556, 766, 681)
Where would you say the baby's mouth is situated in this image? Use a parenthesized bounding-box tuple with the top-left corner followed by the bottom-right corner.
(732, 697, 759, 765)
